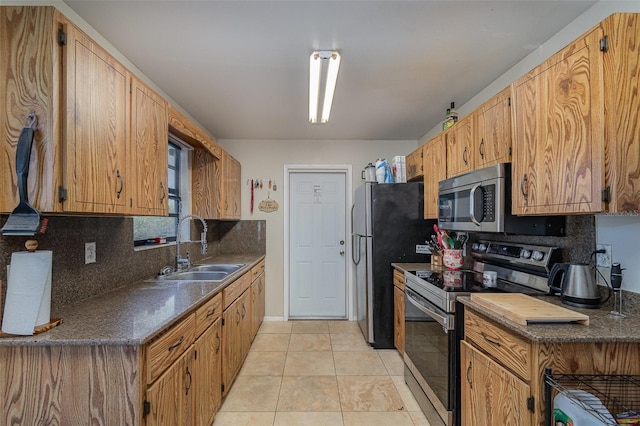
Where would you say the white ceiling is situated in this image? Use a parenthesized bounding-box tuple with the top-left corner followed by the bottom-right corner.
(64, 1, 597, 141)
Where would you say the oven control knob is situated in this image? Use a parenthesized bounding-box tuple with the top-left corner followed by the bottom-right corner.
(478, 243, 488, 252)
(521, 249, 532, 259)
(531, 250, 545, 262)
(471, 243, 479, 251)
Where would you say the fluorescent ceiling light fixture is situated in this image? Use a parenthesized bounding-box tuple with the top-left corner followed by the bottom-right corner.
(309, 51, 341, 124)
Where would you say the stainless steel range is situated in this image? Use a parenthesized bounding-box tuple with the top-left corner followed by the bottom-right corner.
(403, 241, 560, 426)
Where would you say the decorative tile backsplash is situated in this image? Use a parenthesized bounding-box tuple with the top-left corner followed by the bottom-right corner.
(0, 216, 265, 309)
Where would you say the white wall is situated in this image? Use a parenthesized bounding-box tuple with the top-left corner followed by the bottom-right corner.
(219, 139, 418, 318)
(596, 216, 640, 293)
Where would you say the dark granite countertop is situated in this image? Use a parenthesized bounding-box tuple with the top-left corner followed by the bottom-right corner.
(391, 263, 430, 273)
(0, 254, 264, 347)
(459, 295, 640, 343)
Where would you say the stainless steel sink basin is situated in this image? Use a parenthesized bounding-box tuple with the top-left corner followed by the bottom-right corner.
(154, 271, 229, 282)
(189, 263, 245, 273)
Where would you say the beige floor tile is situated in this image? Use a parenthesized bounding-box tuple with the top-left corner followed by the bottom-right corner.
(337, 376, 405, 412)
(378, 349, 405, 375)
(258, 321, 292, 334)
(390, 375, 421, 412)
(288, 333, 332, 351)
(334, 351, 387, 376)
(330, 333, 373, 352)
(274, 412, 344, 426)
(213, 412, 276, 425)
(409, 410, 435, 426)
(284, 351, 335, 375)
(239, 351, 286, 376)
(291, 320, 330, 333)
(219, 376, 282, 412)
(328, 320, 361, 334)
(342, 411, 414, 426)
(276, 376, 341, 412)
(250, 333, 291, 351)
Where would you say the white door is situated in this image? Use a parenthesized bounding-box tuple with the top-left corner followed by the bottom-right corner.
(289, 172, 347, 318)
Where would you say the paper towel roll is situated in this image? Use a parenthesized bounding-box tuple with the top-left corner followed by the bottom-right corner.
(1, 250, 52, 335)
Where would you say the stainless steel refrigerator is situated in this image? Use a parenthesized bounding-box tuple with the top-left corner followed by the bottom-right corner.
(352, 182, 436, 348)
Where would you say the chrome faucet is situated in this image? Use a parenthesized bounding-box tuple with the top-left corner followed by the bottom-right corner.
(176, 214, 208, 271)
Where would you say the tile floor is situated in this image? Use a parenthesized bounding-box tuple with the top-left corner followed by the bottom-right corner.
(213, 320, 433, 426)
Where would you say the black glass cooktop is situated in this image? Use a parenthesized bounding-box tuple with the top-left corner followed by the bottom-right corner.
(406, 268, 543, 294)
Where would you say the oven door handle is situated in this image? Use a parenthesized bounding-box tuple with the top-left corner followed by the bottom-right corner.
(405, 289, 452, 331)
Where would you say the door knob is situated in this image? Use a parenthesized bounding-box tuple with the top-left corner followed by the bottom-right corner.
(340, 250, 345, 256)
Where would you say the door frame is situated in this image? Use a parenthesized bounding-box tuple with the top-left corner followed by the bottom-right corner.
(283, 164, 353, 321)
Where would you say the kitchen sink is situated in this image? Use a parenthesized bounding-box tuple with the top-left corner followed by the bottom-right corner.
(153, 270, 229, 282)
(189, 263, 245, 273)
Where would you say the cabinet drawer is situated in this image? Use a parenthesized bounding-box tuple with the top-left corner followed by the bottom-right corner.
(251, 260, 265, 281)
(223, 272, 251, 310)
(464, 309, 531, 381)
(147, 313, 196, 384)
(195, 292, 222, 338)
(393, 269, 404, 291)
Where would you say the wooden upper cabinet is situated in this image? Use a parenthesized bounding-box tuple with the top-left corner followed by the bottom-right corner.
(475, 87, 512, 169)
(220, 151, 241, 220)
(511, 26, 604, 215)
(130, 77, 168, 216)
(193, 148, 222, 220)
(1, 7, 62, 214)
(601, 14, 640, 213)
(406, 147, 424, 181)
(445, 114, 474, 178)
(61, 18, 131, 213)
(423, 135, 446, 219)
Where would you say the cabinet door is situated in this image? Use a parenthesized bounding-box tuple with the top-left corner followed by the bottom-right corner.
(460, 341, 532, 426)
(194, 318, 222, 426)
(146, 347, 194, 426)
(251, 273, 265, 340)
(222, 297, 242, 395)
(406, 147, 423, 181)
(62, 20, 131, 213)
(221, 151, 241, 219)
(239, 289, 252, 358)
(131, 77, 168, 215)
(193, 148, 222, 219)
(445, 114, 474, 178)
(475, 87, 512, 169)
(393, 285, 404, 355)
(423, 135, 446, 219)
(511, 27, 604, 215)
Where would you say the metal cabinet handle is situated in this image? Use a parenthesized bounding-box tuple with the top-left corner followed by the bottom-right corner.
(206, 307, 217, 318)
(116, 169, 123, 199)
(160, 181, 166, 203)
(168, 336, 184, 352)
(520, 173, 529, 202)
(467, 361, 473, 389)
(462, 147, 468, 165)
(479, 139, 485, 159)
(185, 366, 192, 395)
(215, 331, 221, 354)
(481, 331, 502, 347)
(242, 303, 246, 319)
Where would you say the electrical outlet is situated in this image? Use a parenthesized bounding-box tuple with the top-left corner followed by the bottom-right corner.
(85, 242, 96, 264)
(596, 244, 612, 268)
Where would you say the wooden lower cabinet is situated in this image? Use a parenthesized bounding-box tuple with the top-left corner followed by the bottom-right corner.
(251, 270, 265, 340)
(146, 346, 195, 426)
(461, 307, 640, 425)
(222, 288, 251, 395)
(460, 341, 532, 426)
(194, 318, 222, 426)
(393, 269, 405, 354)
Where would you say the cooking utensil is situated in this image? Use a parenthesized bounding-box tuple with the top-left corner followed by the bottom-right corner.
(2, 111, 42, 236)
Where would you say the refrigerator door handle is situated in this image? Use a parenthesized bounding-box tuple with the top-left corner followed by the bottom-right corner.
(352, 234, 361, 264)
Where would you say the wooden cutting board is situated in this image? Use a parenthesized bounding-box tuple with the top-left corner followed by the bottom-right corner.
(470, 293, 589, 326)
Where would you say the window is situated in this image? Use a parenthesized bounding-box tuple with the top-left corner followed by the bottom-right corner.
(133, 139, 191, 247)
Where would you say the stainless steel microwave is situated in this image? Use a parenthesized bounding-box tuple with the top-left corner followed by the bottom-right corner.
(437, 163, 565, 236)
